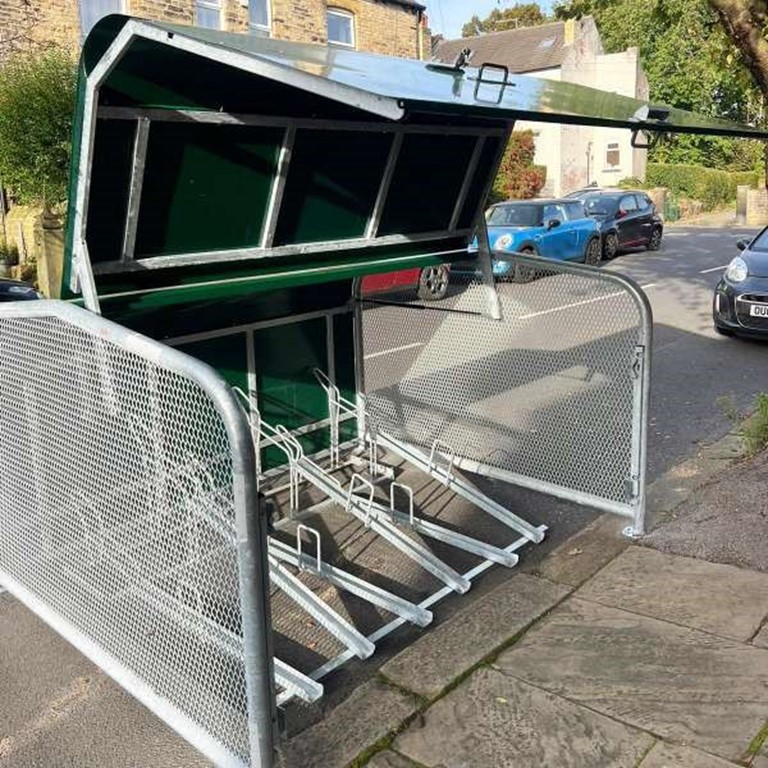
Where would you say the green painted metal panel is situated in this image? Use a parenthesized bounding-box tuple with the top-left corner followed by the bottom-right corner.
(83, 18, 768, 139)
(135, 123, 283, 257)
(86, 119, 136, 264)
(253, 318, 329, 431)
(176, 333, 249, 392)
(379, 134, 477, 235)
(273, 130, 391, 245)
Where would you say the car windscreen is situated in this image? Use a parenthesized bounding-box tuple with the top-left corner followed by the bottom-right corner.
(563, 201, 586, 220)
(582, 194, 620, 216)
(486, 204, 542, 227)
(749, 229, 768, 252)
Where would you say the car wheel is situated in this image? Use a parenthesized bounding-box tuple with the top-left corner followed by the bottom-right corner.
(584, 237, 601, 266)
(512, 249, 537, 283)
(648, 227, 663, 251)
(603, 232, 619, 260)
(417, 264, 449, 301)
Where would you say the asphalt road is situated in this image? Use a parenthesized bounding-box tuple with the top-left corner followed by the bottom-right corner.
(364, 224, 767, 487)
(602, 224, 765, 480)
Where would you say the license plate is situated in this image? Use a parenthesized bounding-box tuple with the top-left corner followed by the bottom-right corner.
(749, 304, 768, 317)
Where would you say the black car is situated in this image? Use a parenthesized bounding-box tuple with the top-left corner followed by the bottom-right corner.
(0, 278, 42, 301)
(713, 230, 768, 338)
(567, 189, 664, 259)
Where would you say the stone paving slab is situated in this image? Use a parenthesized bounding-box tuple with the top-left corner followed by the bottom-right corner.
(578, 546, 768, 642)
(639, 742, 740, 767)
(528, 513, 628, 587)
(367, 750, 419, 768)
(496, 598, 768, 762)
(753, 623, 768, 649)
(393, 668, 653, 767)
(380, 573, 569, 699)
(277, 679, 418, 768)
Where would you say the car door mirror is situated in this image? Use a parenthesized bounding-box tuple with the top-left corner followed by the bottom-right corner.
(736, 238, 750, 251)
(616, 209, 627, 219)
(547, 218, 561, 230)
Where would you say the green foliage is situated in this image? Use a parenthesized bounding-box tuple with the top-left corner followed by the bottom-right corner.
(617, 177, 644, 189)
(553, 0, 763, 169)
(491, 130, 547, 202)
(719, 393, 768, 457)
(645, 163, 759, 209)
(0, 47, 77, 206)
(461, 3, 549, 37)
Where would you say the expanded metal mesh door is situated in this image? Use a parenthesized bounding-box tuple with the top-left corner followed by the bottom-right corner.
(0, 304, 271, 768)
(361, 255, 651, 522)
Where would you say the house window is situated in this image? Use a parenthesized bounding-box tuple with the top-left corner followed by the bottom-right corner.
(196, 0, 222, 30)
(249, 0, 271, 36)
(79, 0, 122, 37)
(328, 8, 355, 48)
(606, 142, 621, 169)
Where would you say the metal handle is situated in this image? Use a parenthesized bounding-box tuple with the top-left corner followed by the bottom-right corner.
(296, 524, 322, 572)
(390, 482, 415, 527)
(429, 439, 456, 484)
(346, 473, 375, 527)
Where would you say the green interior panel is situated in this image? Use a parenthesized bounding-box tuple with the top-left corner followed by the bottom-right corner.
(273, 130, 391, 246)
(134, 122, 283, 257)
(457, 137, 502, 229)
(378, 134, 478, 235)
(86, 119, 136, 263)
(253, 318, 329, 430)
(176, 333, 249, 392)
(333, 313, 356, 404)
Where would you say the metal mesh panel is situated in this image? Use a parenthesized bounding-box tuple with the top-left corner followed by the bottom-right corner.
(0, 310, 252, 765)
(362, 257, 649, 512)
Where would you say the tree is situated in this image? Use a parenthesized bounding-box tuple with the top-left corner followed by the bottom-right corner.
(491, 130, 547, 201)
(707, 1, 768, 101)
(554, 0, 763, 169)
(0, 47, 77, 207)
(461, 3, 548, 38)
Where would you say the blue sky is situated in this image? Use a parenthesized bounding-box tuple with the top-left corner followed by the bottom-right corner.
(429, 0, 556, 40)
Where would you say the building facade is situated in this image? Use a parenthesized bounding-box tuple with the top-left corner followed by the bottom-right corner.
(0, 0, 429, 61)
(434, 18, 650, 197)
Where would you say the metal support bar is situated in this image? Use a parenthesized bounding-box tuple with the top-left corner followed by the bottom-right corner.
(366, 132, 403, 239)
(268, 556, 375, 659)
(121, 117, 150, 262)
(449, 136, 485, 231)
(377, 431, 545, 544)
(273, 658, 324, 703)
(269, 539, 432, 627)
(261, 126, 295, 249)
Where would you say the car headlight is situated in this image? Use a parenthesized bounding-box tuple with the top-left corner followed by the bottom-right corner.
(726, 256, 749, 283)
(495, 234, 513, 250)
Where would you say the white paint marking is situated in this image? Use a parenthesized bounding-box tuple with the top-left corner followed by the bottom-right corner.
(699, 264, 729, 274)
(519, 283, 657, 320)
(364, 342, 423, 360)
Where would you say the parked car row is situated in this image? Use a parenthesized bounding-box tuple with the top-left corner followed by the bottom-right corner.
(365, 187, 665, 298)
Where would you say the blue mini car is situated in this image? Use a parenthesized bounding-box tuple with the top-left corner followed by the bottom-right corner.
(485, 199, 602, 280)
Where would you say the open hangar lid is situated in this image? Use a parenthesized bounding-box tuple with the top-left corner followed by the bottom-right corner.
(65, 14, 768, 318)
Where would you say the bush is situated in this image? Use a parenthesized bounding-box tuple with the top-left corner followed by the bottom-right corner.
(617, 177, 644, 189)
(490, 130, 547, 202)
(0, 47, 77, 207)
(645, 163, 759, 211)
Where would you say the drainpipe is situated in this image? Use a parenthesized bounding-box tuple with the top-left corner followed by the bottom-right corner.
(586, 141, 593, 186)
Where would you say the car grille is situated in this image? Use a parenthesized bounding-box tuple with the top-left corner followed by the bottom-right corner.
(736, 294, 768, 329)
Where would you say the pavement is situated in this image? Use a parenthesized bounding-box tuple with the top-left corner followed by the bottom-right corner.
(276, 421, 768, 768)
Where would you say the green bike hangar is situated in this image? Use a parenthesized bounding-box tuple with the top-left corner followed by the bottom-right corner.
(65, 14, 768, 705)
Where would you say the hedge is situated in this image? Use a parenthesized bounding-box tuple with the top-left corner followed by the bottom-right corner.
(644, 164, 760, 210)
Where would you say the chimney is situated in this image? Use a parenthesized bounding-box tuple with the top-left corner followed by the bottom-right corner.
(564, 18, 576, 46)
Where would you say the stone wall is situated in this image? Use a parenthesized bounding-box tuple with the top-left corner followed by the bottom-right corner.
(1, 0, 425, 58)
(747, 189, 768, 227)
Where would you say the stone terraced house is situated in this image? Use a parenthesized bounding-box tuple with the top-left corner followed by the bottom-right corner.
(0, 0, 430, 60)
